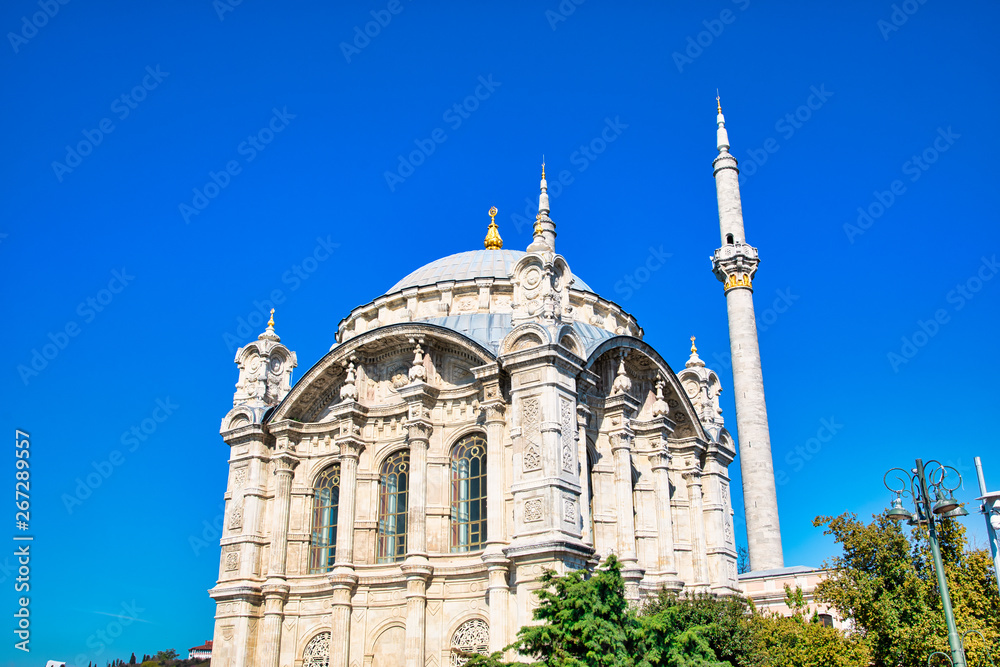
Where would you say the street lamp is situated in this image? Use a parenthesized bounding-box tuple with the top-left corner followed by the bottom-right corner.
(883, 459, 968, 667)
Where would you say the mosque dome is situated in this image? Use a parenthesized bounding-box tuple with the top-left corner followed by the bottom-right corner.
(387, 249, 594, 295)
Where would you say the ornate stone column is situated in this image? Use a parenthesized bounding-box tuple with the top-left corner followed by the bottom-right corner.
(576, 402, 593, 545)
(329, 413, 365, 667)
(649, 447, 677, 575)
(604, 387, 643, 600)
(479, 369, 511, 653)
(259, 448, 298, 667)
(399, 371, 436, 667)
(685, 461, 710, 585)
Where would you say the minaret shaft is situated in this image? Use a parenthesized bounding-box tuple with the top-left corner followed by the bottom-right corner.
(711, 103, 783, 571)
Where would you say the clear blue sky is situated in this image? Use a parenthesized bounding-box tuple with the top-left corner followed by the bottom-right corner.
(2, 0, 998, 663)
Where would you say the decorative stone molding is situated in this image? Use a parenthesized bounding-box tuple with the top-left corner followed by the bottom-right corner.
(524, 499, 543, 522)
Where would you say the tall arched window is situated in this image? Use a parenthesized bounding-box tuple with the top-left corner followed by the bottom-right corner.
(377, 450, 409, 563)
(309, 465, 340, 574)
(451, 435, 487, 552)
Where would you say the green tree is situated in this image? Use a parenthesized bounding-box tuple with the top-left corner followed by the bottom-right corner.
(751, 585, 869, 667)
(814, 511, 1000, 666)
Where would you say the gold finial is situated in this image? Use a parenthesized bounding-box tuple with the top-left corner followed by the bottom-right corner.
(484, 206, 503, 249)
(690, 335, 697, 353)
(268, 308, 275, 328)
(716, 90, 722, 114)
(534, 213, 543, 236)
(541, 156, 546, 180)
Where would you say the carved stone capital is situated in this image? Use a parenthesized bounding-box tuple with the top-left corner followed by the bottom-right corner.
(405, 418, 433, 444)
(649, 448, 672, 471)
(272, 452, 299, 475)
(483, 401, 507, 424)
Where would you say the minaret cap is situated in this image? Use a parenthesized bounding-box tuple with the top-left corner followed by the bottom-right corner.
(716, 91, 730, 152)
(259, 308, 280, 342)
(686, 335, 705, 368)
(484, 206, 503, 249)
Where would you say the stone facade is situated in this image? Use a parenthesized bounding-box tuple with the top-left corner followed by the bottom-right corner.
(208, 159, 763, 665)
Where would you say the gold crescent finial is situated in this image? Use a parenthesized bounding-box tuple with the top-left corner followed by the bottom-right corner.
(484, 206, 503, 249)
(716, 91, 722, 114)
(268, 308, 275, 328)
(690, 335, 697, 353)
(541, 156, 546, 179)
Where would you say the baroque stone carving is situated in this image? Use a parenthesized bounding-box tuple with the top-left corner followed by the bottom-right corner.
(451, 619, 489, 666)
(233, 466, 247, 488)
(563, 497, 576, 523)
(524, 440, 542, 472)
(560, 396, 575, 472)
(524, 498, 543, 522)
(225, 549, 240, 571)
(229, 501, 243, 530)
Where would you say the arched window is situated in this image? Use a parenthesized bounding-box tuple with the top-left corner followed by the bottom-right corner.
(303, 631, 331, 667)
(450, 435, 487, 552)
(309, 465, 340, 573)
(377, 450, 409, 563)
(451, 619, 489, 666)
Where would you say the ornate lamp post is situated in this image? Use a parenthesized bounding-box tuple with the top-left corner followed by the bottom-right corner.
(883, 459, 969, 667)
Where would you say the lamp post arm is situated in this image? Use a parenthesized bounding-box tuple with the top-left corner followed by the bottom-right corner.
(916, 459, 967, 667)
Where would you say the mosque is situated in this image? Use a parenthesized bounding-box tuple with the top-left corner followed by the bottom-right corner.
(207, 102, 787, 667)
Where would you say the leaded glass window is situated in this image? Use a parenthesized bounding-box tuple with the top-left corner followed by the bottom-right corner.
(450, 435, 487, 552)
(451, 619, 489, 665)
(309, 465, 340, 573)
(303, 631, 331, 667)
(377, 450, 409, 563)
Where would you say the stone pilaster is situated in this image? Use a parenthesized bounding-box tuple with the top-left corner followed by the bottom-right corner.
(576, 402, 593, 545)
(259, 448, 298, 667)
(649, 449, 677, 576)
(603, 392, 643, 600)
(329, 402, 366, 667)
(398, 379, 437, 667)
(684, 462, 710, 587)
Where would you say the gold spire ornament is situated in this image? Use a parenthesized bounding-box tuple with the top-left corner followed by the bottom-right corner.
(484, 206, 503, 249)
(268, 308, 275, 328)
(716, 90, 722, 114)
(690, 335, 697, 353)
(534, 213, 543, 236)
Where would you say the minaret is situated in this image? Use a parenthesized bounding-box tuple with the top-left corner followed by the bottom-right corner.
(710, 96, 784, 571)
